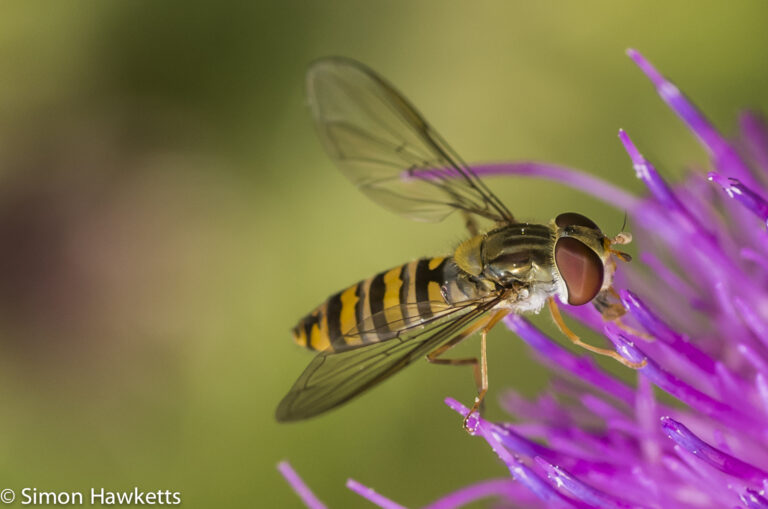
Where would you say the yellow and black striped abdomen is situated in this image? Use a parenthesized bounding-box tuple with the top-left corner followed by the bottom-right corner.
(292, 257, 453, 352)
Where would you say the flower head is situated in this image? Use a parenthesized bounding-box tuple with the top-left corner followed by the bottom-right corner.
(280, 49, 768, 508)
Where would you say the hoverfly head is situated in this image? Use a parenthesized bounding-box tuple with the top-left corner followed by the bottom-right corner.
(552, 212, 609, 306)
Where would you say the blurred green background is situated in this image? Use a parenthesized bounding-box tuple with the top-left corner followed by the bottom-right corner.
(0, 2, 766, 508)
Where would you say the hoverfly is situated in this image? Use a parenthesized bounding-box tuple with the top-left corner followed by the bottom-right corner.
(276, 57, 640, 429)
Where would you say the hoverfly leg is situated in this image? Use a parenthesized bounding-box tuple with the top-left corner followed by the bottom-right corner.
(548, 298, 647, 369)
(465, 329, 488, 432)
(593, 287, 626, 321)
(596, 287, 655, 342)
(426, 309, 508, 432)
(464, 310, 508, 431)
(427, 324, 485, 431)
(613, 318, 655, 342)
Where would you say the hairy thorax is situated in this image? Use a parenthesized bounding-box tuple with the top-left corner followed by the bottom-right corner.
(445, 223, 565, 314)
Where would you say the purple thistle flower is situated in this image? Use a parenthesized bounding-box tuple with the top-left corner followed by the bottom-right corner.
(279, 49, 768, 508)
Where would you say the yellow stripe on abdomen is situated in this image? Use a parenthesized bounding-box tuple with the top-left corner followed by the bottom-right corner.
(382, 266, 404, 328)
(309, 321, 329, 351)
(339, 285, 359, 339)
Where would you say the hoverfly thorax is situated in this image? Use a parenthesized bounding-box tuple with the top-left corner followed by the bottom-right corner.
(482, 225, 554, 288)
(453, 223, 557, 307)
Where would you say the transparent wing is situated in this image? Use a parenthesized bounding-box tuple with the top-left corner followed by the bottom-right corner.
(275, 297, 501, 421)
(306, 57, 514, 224)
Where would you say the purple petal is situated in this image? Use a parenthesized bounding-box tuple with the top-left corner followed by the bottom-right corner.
(618, 129, 687, 213)
(535, 457, 646, 509)
(714, 361, 750, 403)
(422, 479, 524, 509)
(740, 488, 768, 509)
(620, 290, 717, 374)
(638, 251, 703, 305)
(500, 390, 573, 426)
(580, 394, 635, 430)
(477, 430, 577, 508)
(738, 344, 768, 377)
(492, 419, 558, 458)
(409, 161, 642, 215)
(346, 479, 406, 509)
(635, 375, 663, 464)
(740, 111, 768, 174)
(504, 315, 635, 405)
(277, 461, 327, 509)
(465, 162, 640, 211)
(709, 171, 768, 226)
(740, 248, 768, 272)
(661, 417, 768, 485)
(733, 298, 768, 352)
(627, 49, 754, 185)
(445, 398, 580, 508)
(661, 455, 727, 507)
(603, 324, 764, 436)
(756, 374, 768, 416)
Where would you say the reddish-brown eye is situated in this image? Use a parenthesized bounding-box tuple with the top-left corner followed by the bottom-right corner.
(555, 212, 599, 230)
(554, 237, 604, 305)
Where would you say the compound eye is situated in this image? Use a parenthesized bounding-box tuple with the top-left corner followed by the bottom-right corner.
(554, 237, 604, 305)
(555, 212, 599, 230)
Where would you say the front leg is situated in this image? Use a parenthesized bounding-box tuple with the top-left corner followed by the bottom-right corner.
(594, 287, 654, 341)
(593, 287, 627, 321)
(549, 297, 647, 368)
